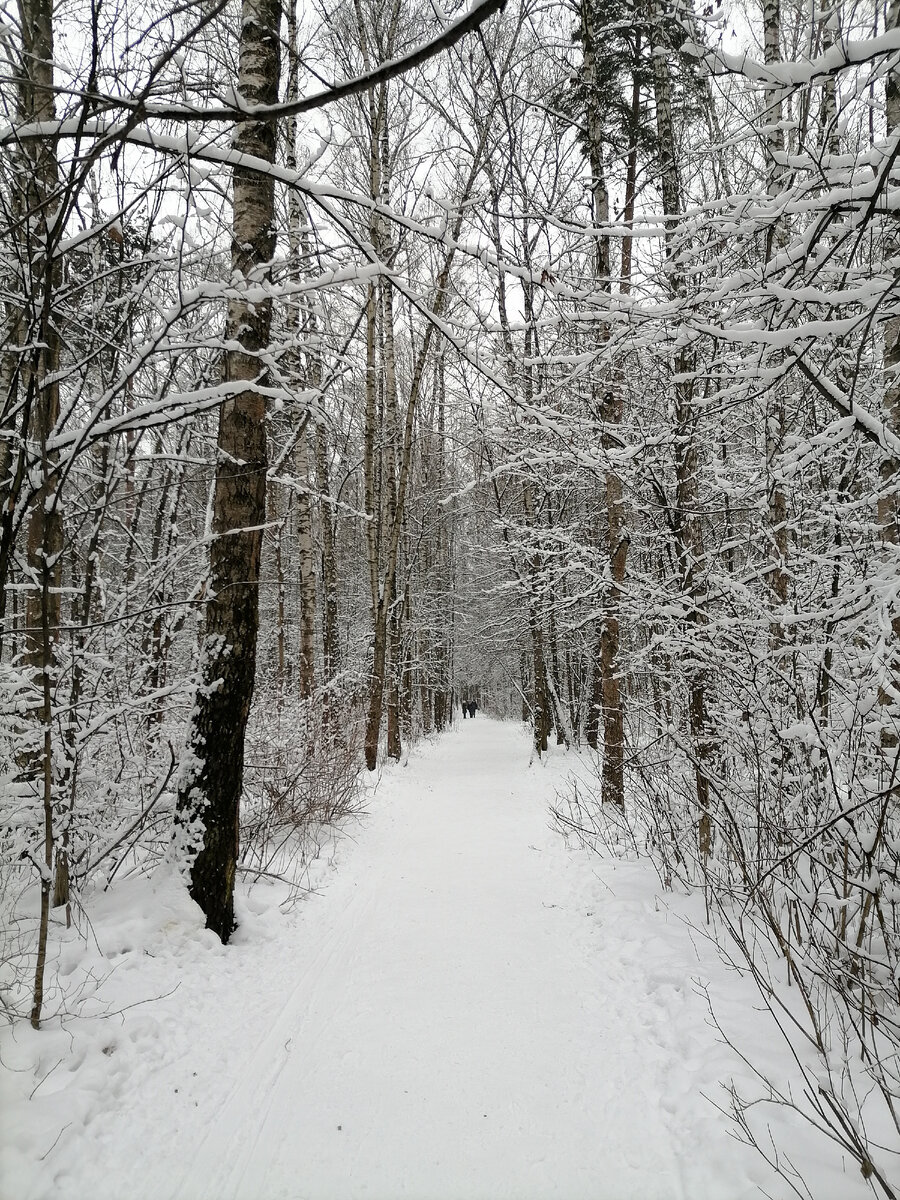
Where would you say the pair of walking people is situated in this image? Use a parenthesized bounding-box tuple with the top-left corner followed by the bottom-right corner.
(462, 700, 478, 719)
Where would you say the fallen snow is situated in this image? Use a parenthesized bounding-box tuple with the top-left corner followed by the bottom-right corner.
(0, 719, 877, 1199)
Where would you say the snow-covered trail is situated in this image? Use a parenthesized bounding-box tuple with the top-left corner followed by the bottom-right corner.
(8, 718, 850, 1200)
(174, 717, 689, 1200)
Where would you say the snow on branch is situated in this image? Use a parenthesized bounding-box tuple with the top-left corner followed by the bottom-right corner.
(46, 0, 508, 127)
(792, 352, 900, 458)
(683, 27, 900, 88)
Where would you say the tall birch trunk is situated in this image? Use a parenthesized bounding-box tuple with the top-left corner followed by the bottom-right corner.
(175, 0, 280, 942)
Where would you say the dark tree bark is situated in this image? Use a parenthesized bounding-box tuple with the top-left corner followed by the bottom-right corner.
(580, 0, 627, 804)
(15, 0, 63, 1029)
(316, 422, 341, 687)
(651, 0, 712, 855)
(175, 0, 281, 943)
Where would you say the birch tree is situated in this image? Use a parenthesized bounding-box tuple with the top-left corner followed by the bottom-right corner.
(174, 0, 282, 942)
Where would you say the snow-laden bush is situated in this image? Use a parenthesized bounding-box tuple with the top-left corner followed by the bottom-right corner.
(239, 687, 366, 894)
(558, 621, 900, 1199)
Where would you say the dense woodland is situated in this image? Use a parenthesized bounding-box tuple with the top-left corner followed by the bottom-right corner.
(3, 0, 900, 1191)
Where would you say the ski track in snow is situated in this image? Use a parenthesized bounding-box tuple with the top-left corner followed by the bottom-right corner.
(174, 722, 685, 1200)
(2, 720, 869, 1200)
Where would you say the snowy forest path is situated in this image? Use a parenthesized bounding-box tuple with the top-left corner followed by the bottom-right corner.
(169, 719, 729, 1200)
(16, 719, 798, 1200)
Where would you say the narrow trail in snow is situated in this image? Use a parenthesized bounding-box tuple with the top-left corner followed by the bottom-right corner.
(171, 720, 698, 1200)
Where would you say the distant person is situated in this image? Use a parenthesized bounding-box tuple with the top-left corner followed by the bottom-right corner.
(471, 700, 478, 717)
(462, 700, 468, 719)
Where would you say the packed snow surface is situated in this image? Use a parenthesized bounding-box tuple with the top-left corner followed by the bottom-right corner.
(1, 719, 874, 1199)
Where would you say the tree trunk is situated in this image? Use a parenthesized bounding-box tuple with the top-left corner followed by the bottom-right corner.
(529, 608, 551, 755)
(296, 421, 317, 700)
(174, 0, 280, 943)
(600, 511, 627, 805)
(362, 267, 382, 767)
(270, 483, 287, 699)
(16, 0, 63, 1029)
(362, 175, 478, 768)
(387, 590, 402, 760)
(763, 0, 791, 641)
(581, 0, 627, 804)
(381, 275, 403, 762)
(651, 0, 712, 856)
(365, 597, 390, 769)
(285, 12, 317, 704)
(316, 421, 340, 687)
(548, 605, 567, 745)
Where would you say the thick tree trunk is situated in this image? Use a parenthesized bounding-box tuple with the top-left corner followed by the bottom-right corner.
(175, 0, 280, 943)
(433, 684, 446, 733)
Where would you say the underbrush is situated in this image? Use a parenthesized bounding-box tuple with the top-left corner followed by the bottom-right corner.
(555, 735, 900, 1200)
(0, 687, 366, 1023)
(239, 695, 367, 900)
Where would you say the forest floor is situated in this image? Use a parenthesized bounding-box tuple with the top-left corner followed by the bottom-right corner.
(0, 719, 874, 1200)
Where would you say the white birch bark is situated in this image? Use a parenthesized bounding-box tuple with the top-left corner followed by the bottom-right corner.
(174, 0, 281, 942)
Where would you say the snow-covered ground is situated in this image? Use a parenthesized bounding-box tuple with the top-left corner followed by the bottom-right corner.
(0, 719, 877, 1199)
